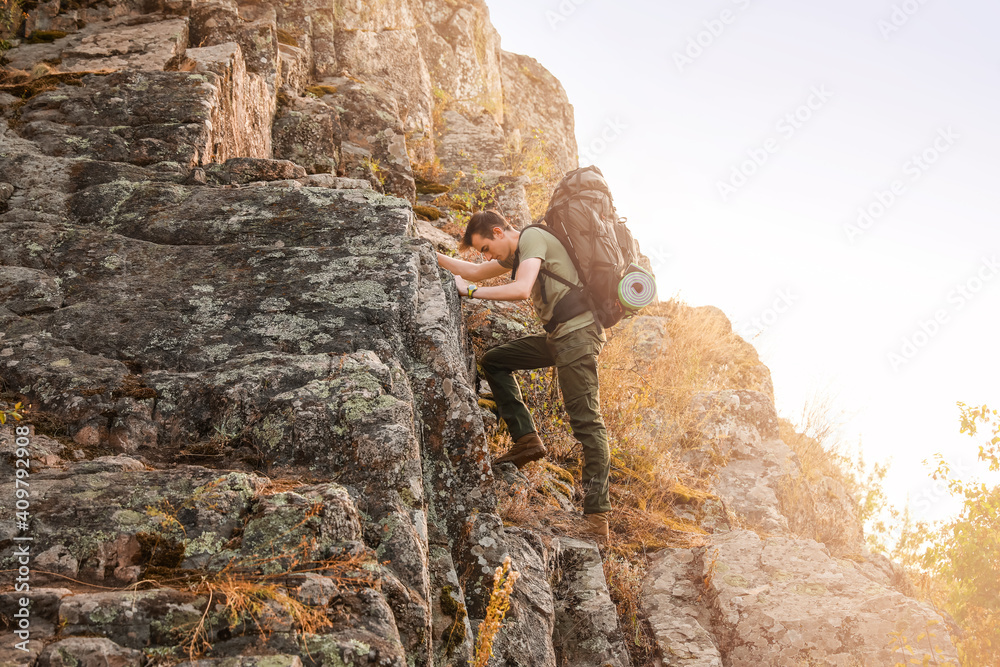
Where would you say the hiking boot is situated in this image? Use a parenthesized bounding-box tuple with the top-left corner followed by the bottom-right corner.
(494, 432, 546, 469)
(581, 511, 610, 545)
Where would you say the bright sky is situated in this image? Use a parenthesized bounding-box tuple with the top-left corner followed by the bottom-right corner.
(486, 0, 1000, 522)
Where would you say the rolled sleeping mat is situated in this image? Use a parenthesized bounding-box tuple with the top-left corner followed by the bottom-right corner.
(618, 263, 657, 311)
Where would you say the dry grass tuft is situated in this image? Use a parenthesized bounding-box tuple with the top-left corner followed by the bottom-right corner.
(472, 556, 519, 667)
(599, 302, 768, 545)
(502, 127, 561, 219)
(603, 554, 657, 664)
(0, 68, 115, 98)
(159, 550, 378, 661)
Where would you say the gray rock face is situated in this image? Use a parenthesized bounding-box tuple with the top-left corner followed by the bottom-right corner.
(187, 1, 279, 88)
(272, 0, 337, 79)
(184, 41, 276, 160)
(475, 526, 558, 667)
(641, 360, 959, 665)
(642, 549, 723, 667)
(334, 0, 433, 139)
(0, 265, 63, 314)
(0, 3, 866, 667)
(322, 76, 417, 201)
(722, 530, 956, 666)
(644, 534, 960, 667)
(14, 68, 269, 166)
(178, 658, 303, 667)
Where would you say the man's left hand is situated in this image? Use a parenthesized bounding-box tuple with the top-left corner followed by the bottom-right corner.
(454, 274, 469, 294)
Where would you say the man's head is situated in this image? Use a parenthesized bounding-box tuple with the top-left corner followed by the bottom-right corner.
(462, 210, 519, 263)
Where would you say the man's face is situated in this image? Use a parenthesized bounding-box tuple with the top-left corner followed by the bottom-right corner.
(470, 228, 513, 263)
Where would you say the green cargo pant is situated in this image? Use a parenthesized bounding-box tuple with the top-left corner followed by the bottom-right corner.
(480, 322, 611, 515)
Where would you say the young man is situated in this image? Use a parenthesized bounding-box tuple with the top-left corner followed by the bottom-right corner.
(436, 210, 612, 541)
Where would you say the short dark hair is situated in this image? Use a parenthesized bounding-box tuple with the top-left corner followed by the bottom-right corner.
(462, 210, 512, 250)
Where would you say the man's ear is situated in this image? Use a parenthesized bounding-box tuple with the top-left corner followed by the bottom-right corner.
(492, 226, 505, 239)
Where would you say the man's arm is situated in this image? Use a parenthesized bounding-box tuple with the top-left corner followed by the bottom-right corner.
(455, 257, 541, 302)
(436, 252, 509, 281)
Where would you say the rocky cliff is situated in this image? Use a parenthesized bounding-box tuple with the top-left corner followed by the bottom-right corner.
(0, 1, 959, 666)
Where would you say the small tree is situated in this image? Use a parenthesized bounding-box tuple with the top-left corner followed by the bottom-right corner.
(920, 403, 1000, 665)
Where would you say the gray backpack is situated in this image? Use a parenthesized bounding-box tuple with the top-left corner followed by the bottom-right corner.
(515, 166, 652, 331)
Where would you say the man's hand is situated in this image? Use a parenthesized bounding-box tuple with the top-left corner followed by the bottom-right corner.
(437, 252, 509, 282)
(454, 274, 469, 294)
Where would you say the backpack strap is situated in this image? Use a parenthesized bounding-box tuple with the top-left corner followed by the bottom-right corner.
(511, 224, 583, 283)
(539, 267, 578, 290)
(510, 226, 588, 324)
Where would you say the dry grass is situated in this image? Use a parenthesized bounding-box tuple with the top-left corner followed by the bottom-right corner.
(181, 573, 331, 661)
(773, 407, 889, 558)
(146, 535, 378, 662)
(599, 301, 769, 545)
(590, 302, 767, 662)
(775, 419, 853, 545)
(472, 556, 519, 667)
(0, 67, 115, 98)
(502, 127, 562, 219)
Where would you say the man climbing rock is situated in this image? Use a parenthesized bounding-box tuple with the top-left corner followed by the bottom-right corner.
(436, 210, 612, 542)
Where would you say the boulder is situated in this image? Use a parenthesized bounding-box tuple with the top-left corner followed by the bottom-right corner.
(643, 531, 961, 666)
(436, 108, 506, 176)
(638, 382, 960, 665)
(5, 14, 188, 72)
(58, 588, 208, 649)
(188, 1, 279, 87)
(552, 537, 632, 667)
(641, 547, 723, 667)
(59, 16, 189, 72)
(0, 464, 263, 581)
(0, 265, 63, 314)
(462, 521, 557, 667)
(15, 68, 268, 166)
(320, 77, 416, 200)
(177, 658, 303, 667)
(36, 637, 144, 667)
(184, 41, 275, 160)
(272, 92, 343, 175)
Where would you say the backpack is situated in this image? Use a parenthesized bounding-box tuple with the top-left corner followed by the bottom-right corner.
(513, 166, 655, 332)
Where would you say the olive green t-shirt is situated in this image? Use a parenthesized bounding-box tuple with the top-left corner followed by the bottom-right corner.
(500, 227, 596, 339)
